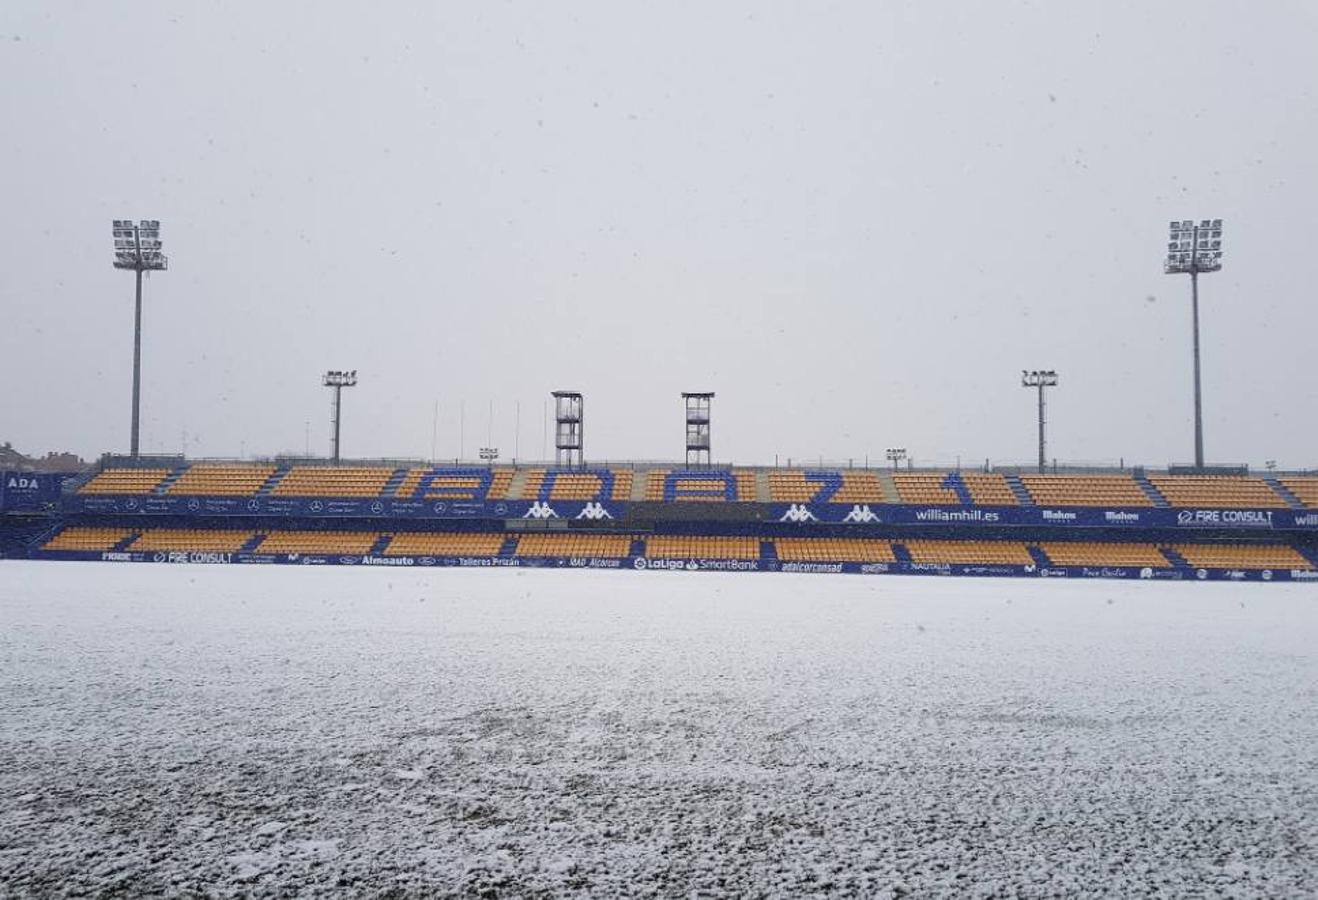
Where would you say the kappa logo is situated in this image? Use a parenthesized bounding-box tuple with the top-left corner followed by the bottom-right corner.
(523, 501, 560, 519)
(842, 504, 881, 524)
(779, 504, 818, 523)
(575, 502, 613, 520)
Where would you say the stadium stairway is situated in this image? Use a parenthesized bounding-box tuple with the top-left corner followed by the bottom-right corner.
(498, 536, 519, 557)
(382, 469, 408, 498)
(1002, 473, 1034, 506)
(877, 472, 901, 503)
(1027, 545, 1052, 568)
(941, 473, 975, 505)
(1262, 475, 1305, 510)
(891, 542, 914, 564)
(760, 539, 777, 562)
(1159, 546, 1192, 569)
(506, 468, 533, 500)
(630, 469, 650, 502)
(26, 521, 67, 552)
(111, 533, 141, 552)
(629, 537, 646, 557)
(1133, 472, 1169, 507)
(239, 534, 266, 554)
(257, 467, 290, 496)
(368, 535, 393, 555)
(154, 466, 188, 494)
(1297, 545, 1318, 568)
(754, 472, 771, 502)
(61, 470, 98, 494)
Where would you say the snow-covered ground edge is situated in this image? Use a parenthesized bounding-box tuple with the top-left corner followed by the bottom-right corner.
(1, 562, 1315, 897)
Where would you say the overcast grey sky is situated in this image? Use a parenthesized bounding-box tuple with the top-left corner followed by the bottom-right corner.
(2, 1, 1315, 468)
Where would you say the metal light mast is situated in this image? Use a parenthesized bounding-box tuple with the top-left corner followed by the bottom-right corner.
(112, 219, 167, 458)
(322, 370, 358, 462)
(1021, 370, 1059, 473)
(1165, 218, 1224, 469)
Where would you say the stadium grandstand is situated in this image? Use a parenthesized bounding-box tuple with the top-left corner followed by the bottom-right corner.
(2, 455, 1314, 582)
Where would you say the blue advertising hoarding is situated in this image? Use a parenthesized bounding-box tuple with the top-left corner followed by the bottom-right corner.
(58, 491, 1318, 531)
(26, 546, 1318, 583)
(1, 471, 72, 512)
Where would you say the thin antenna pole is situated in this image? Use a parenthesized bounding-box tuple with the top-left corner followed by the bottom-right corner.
(430, 399, 438, 461)
(515, 401, 521, 461)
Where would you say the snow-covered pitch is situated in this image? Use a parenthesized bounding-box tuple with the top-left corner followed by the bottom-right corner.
(1, 562, 1315, 897)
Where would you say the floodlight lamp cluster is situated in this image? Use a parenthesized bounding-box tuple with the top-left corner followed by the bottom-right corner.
(323, 370, 358, 387)
(885, 447, 907, 460)
(1021, 370, 1058, 387)
(1165, 218, 1223, 274)
(111, 219, 167, 271)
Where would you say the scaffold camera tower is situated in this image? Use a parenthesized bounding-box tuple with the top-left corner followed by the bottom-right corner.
(552, 391, 583, 468)
(683, 392, 714, 468)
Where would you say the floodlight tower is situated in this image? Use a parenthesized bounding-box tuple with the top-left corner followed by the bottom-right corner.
(683, 392, 714, 467)
(111, 219, 167, 458)
(553, 391, 583, 468)
(1165, 218, 1223, 469)
(322, 370, 358, 462)
(1021, 370, 1059, 473)
(885, 447, 907, 470)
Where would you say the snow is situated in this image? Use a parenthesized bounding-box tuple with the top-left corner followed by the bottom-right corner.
(1, 561, 1315, 896)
